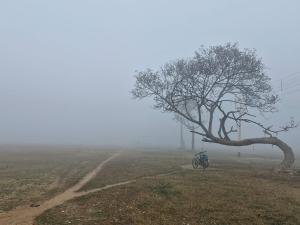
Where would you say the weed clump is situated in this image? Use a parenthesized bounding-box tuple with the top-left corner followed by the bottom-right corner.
(150, 181, 179, 197)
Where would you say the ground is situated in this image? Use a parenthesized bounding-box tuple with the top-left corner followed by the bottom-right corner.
(0, 146, 300, 225)
(0, 146, 112, 212)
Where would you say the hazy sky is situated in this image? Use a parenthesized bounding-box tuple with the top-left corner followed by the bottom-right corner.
(0, 0, 300, 151)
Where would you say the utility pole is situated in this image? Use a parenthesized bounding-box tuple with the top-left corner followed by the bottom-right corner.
(235, 97, 247, 157)
(191, 127, 195, 151)
(180, 122, 185, 150)
(237, 118, 242, 141)
(236, 107, 242, 157)
(235, 101, 243, 140)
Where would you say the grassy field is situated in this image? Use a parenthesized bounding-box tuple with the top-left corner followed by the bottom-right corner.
(34, 150, 300, 225)
(0, 146, 113, 212)
(80, 150, 190, 191)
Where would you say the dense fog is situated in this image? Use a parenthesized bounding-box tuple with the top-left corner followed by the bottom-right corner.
(0, 0, 299, 153)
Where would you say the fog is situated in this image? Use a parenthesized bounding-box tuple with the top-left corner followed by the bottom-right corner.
(0, 0, 299, 152)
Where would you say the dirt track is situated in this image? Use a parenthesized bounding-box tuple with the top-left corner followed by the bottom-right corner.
(0, 152, 123, 225)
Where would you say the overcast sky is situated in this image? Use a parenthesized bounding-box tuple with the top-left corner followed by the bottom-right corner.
(0, 0, 300, 152)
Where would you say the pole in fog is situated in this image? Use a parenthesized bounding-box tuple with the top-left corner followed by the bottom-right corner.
(180, 121, 185, 150)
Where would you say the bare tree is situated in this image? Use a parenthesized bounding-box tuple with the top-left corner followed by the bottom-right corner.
(132, 43, 297, 169)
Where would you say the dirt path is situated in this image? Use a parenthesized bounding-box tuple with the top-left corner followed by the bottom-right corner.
(0, 152, 180, 225)
(0, 152, 121, 225)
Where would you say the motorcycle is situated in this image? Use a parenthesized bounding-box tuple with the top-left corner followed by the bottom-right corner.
(192, 151, 209, 169)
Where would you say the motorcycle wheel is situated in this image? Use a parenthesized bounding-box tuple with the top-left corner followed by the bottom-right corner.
(192, 158, 199, 169)
(202, 160, 209, 169)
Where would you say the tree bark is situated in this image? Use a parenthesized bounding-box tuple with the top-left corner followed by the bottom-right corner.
(206, 136, 295, 169)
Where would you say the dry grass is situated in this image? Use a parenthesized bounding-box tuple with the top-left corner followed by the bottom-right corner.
(80, 150, 191, 191)
(35, 150, 300, 225)
(0, 147, 112, 212)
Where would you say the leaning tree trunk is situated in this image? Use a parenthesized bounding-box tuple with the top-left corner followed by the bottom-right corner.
(212, 136, 295, 169)
(272, 138, 295, 169)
